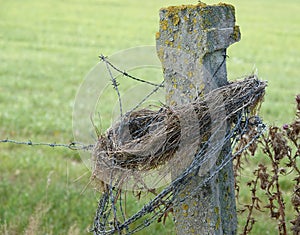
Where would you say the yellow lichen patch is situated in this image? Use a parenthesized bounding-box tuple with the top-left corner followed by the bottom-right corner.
(215, 217, 221, 230)
(223, 172, 228, 180)
(168, 90, 174, 95)
(156, 47, 164, 60)
(165, 5, 186, 17)
(160, 3, 207, 16)
(232, 25, 240, 41)
(155, 32, 160, 40)
(182, 204, 189, 211)
(160, 19, 168, 31)
(199, 83, 205, 91)
(170, 100, 177, 106)
(197, 41, 202, 48)
(198, 57, 204, 64)
(165, 94, 170, 100)
(160, 2, 234, 16)
(217, 2, 234, 10)
(193, 17, 197, 25)
(182, 212, 188, 217)
(201, 17, 213, 28)
(214, 207, 219, 214)
(227, 186, 231, 193)
(189, 83, 195, 89)
(165, 40, 173, 46)
(188, 71, 193, 78)
(172, 14, 180, 26)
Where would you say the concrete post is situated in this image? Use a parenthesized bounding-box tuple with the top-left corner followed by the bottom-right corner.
(156, 3, 240, 234)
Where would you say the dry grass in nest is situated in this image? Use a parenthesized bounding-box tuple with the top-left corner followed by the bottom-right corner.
(92, 75, 266, 189)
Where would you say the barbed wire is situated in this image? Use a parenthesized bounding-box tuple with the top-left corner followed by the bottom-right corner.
(0, 56, 165, 152)
(99, 54, 165, 118)
(90, 54, 267, 234)
(0, 138, 94, 151)
(99, 55, 164, 88)
(91, 113, 266, 234)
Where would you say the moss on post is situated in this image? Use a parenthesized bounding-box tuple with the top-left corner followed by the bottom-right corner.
(156, 2, 240, 234)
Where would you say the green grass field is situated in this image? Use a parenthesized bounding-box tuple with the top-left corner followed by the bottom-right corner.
(0, 0, 299, 234)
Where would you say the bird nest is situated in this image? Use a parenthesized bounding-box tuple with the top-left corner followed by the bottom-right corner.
(92, 75, 266, 190)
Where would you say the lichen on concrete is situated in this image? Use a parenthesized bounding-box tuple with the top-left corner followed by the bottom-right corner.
(156, 2, 240, 234)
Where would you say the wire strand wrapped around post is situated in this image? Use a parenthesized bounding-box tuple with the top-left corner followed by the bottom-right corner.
(91, 75, 266, 234)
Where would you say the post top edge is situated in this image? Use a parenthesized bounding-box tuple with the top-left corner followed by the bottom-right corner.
(159, 2, 235, 13)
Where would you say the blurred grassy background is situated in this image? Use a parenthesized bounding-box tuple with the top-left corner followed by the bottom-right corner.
(0, 0, 299, 234)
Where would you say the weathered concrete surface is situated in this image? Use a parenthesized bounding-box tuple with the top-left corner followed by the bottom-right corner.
(156, 3, 240, 234)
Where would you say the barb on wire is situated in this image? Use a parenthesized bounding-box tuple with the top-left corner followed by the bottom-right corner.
(100, 54, 123, 117)
(0, 139, 94, 151)
(99, 55, 164, 88)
